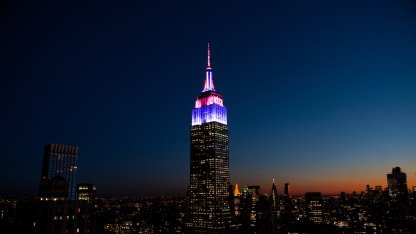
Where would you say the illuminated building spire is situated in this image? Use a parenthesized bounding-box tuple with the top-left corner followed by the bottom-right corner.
(271, 178, 278, 210)
(192, 43, 226, 126)
(234, 183, 241, 196)
(202, 42, 215, 92)
(207, 42, 211, 69)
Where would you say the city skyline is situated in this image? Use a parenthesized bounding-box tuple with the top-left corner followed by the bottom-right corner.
(1, 1, 416, 197)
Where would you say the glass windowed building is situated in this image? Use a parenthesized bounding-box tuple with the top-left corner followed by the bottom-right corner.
(39, 144, 79, 200)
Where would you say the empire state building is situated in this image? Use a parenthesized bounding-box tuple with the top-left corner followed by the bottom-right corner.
(186, 43, 232, 233)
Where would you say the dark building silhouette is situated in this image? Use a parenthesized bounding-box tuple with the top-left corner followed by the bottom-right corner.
(39, 144, 79, 200)
(231, 184, 242, 230)
(237, 186, 274, 233)
(76, 184, 97, 233)
(76, 184, 96, 203)
(186, 43, 232, 232)
(271, 179, 278, 211)
(284, 183, 290, 196)
(33, 144, 85, 233)
(270, 179, 278, 234)
(305, 192, 323, 224)
(387, 166, 409, 209)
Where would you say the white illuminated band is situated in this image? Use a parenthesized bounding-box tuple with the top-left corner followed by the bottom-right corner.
(202, 71, 215, 92)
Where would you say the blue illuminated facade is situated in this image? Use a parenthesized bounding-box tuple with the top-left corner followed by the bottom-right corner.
(191, 92, 227, 126)
(39, 144, 79, 201)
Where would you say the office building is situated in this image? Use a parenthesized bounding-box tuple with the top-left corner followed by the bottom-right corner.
(387, 166, 409, 208)
(76, 184, 96, 203)
(186, 43, 232, 232)
(284, 183, 290, 196)
(271, 179, 278, 210)
(76, 184, 97, 233)
(305, 192, 323, 224)
(232, 184, 242, 219)
(39, 144, 79, 200)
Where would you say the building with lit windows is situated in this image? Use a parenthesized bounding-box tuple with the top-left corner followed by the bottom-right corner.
(305, 192, 323, 224)
(39, 144, 79, 200)
(76, 184, 96, 203)
(186, 43, 232, 233)
(76, 184, 97, 233)
(270, 179, 279, 233)
(387, 166, 409, 208)
(232, 184, 242, 219)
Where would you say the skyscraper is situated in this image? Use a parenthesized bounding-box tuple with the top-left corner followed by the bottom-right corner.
(284, 183, 290, 196)
(76, 184, 97, 203)
(271, 179, 278, 210)
(186, 43, 232, 233)
(305, 192, 323, 224)
(387, 166, 409, 208)
(39, 144, 79, 200)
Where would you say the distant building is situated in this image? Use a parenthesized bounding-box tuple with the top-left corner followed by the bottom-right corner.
(271, 179, 278, 210)
(284, 183, 290, 196)
(234, 183, 241, 197)
(270, 179, 279, 234)
(305, 192, 323, 224)
(186, 43, 232, 232)
(76, 184, 96, 203)
(387, 166, 409, 208)
(76, 184, 97, 233)
(35, 144, 81, 233)
(246, 186, 260, 229)
(247, 186, 260, 197)
(39, 144, 79, 201)
(232, 184, 242, 220)
(238, 185, 274, 233)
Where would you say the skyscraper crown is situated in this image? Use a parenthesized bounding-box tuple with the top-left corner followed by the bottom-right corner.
(191, 43, 227, 126)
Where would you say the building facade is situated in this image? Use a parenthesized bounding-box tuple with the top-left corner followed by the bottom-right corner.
(305, 192, 323, 224)
(39, 144, 79, 200)
(387, 166, 409, 208)
(284, 183, 290, 196)
(76, 184, 97, 203)
(186, 43, 232, 233)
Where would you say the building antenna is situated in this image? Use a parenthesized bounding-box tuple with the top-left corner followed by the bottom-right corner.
(207, 42, 211, 69)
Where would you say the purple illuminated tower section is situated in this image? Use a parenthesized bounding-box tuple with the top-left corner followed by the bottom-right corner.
(186, 43, 232, 232)
(191, 43, 227, 126)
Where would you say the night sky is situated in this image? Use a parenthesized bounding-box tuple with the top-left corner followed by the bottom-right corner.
(1, 1, 416, 197)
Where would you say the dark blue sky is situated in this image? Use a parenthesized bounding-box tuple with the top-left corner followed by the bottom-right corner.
(1, 1, 416, 196)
